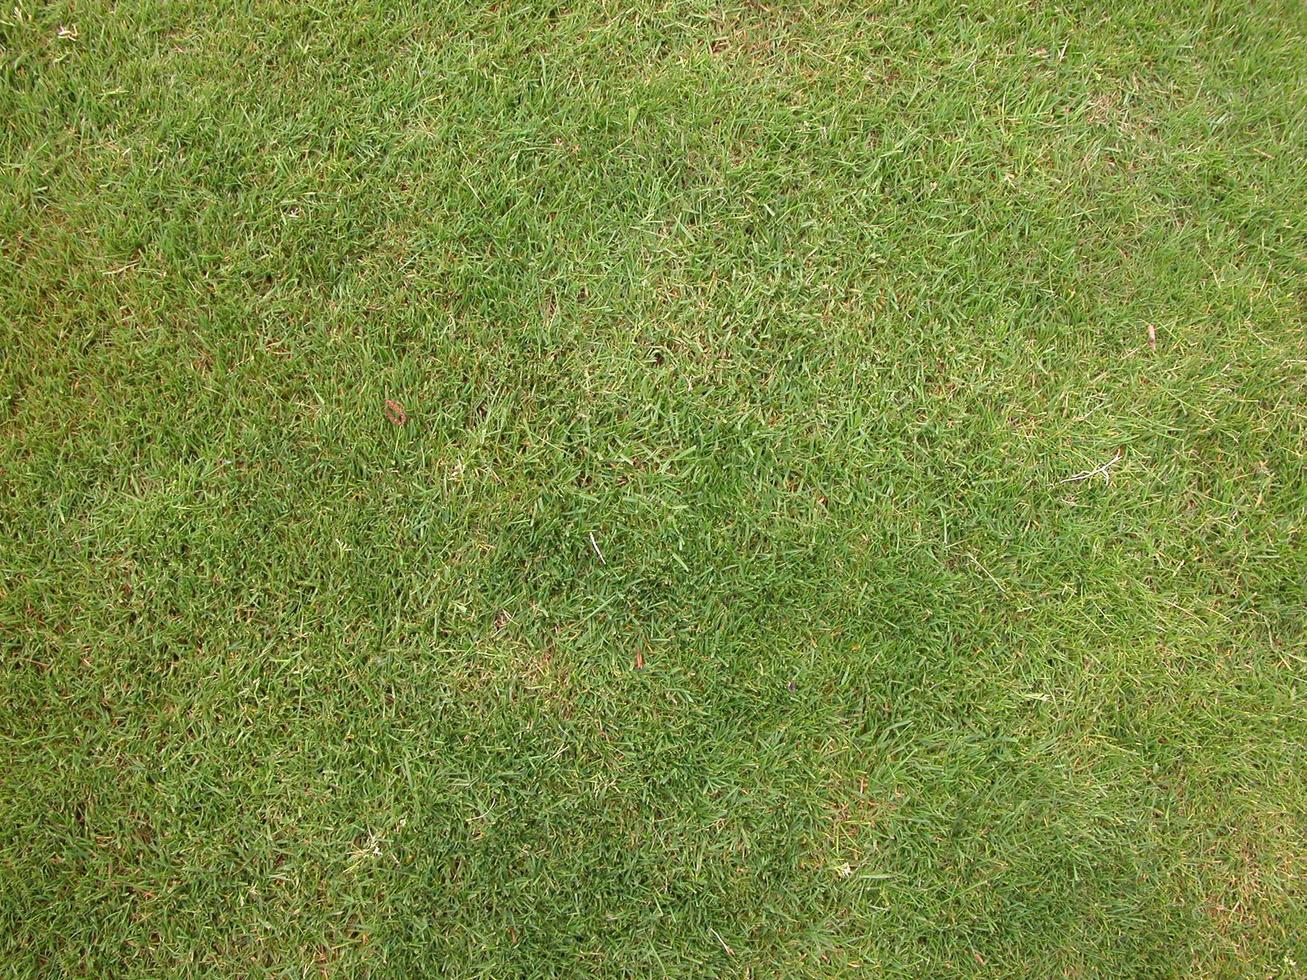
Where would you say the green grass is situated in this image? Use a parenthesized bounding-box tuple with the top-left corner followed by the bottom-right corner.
(2, 0, 1305, 974)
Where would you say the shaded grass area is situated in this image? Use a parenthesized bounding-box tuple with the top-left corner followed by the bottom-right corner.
(2, 0, 1304, 974)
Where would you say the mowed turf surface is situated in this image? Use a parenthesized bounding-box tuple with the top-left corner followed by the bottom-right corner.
(2, 0, 1305, 974)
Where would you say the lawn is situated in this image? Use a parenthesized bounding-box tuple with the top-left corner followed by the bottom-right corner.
(2, 0, 1304, 975)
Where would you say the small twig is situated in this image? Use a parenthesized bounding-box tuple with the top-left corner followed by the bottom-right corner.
(589, 531, 605, 565)
(1058, 450, 1122, 485)
(967, 553, 1009, 594)
(710, 927, 734, 957)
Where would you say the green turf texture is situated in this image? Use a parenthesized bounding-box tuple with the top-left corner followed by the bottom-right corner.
(2, 0, 1305, 975)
